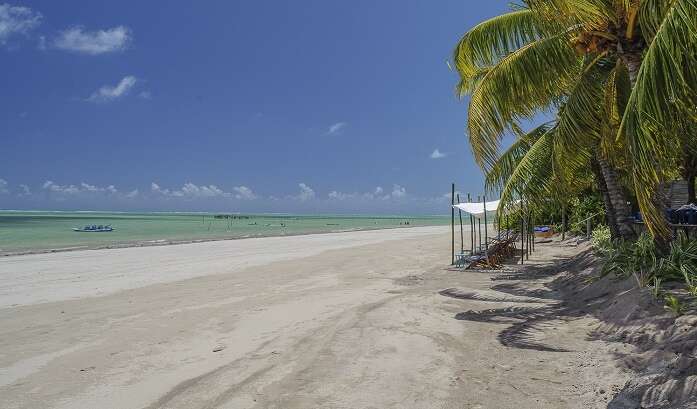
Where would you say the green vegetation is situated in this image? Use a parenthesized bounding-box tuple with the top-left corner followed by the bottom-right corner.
(452, 0, 697, 309)
(595, 231, 697, 310)
(452, 0, 697, 243)
(591, 225, 612, 253)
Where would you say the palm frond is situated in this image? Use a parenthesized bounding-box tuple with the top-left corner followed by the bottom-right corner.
(639, 0, 676, 42)
(554, 55, 613, 153)
(467, 32, 580, 168)
(621, 0, 697, 238)
(453, 9, 552, 91)
(525, 0, 617, 27)
(484, 123, 552, 192)
(600, 59, 631, 159)
(499, 126, 558, 209)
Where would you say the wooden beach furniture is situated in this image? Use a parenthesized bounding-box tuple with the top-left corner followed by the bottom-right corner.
(464, 230, 518, 269)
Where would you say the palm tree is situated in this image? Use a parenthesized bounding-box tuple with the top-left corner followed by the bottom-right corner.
(453, 0, 697, 240)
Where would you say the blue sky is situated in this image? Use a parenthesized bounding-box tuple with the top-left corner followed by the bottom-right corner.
(1, 0, 511, 214)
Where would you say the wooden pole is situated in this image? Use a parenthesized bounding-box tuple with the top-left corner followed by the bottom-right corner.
(532, 214, 535, 252)
(451, 183, 455, 265)
(526, 209, 530, 260)
(468, 193, 474, 253)
(506, 213, 509, 236)
(497, 211, 501, 239)
(520, 208, 525, 265)
(477, 196, 482, 252)
(457, 193, 464, 252)
(483, 195, 488, 250)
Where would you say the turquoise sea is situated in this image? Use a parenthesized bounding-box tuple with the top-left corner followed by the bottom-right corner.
(0, 211, 449, 255)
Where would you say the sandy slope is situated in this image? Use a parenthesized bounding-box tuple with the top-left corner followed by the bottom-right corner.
(0, 227, 627, 408)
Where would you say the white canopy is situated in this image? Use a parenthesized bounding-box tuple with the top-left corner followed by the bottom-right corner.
(452, 199, 500, 216)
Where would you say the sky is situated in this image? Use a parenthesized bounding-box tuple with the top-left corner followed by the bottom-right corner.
(1, 0, 512, 214)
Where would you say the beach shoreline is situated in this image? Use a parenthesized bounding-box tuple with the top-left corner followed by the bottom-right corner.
(0, 223, 455, 258)
(0, 211, 451, 258)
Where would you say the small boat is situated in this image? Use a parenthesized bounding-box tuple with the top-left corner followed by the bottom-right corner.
(72, 224, 114, 232)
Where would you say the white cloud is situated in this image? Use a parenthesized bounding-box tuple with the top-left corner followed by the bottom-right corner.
(391, 184, 406, 198)
(18, 183, 30, 196)
(53, 25, 131, 55)
(0, 4, 41, 45)
(138, 91, 151, 99)
(88, 76, 137, 102)
(327, 185, 409, 202)
(80, 182, 117, 193)
(233, 186, 256, 200)
(42, 180, 79, 195)
(42, 181, 118, 195)
(430, 149, 447, 159)
(151, 182, 231, 199)
(0, 178, 8, 194)
(181, 183, 223, 198)
(325, 122, 347, 136)
(297, 183, 315, 201)
(125, 189, 139, 198)
(328, 190, 351, 200)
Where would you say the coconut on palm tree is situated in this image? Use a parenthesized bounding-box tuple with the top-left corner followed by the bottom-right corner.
(453, 0, 697, 240)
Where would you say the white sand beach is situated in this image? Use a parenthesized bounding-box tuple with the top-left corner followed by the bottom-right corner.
(0, 226, 630, 409)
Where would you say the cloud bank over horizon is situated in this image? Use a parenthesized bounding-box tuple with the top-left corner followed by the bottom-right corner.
(0, 177, 452, 215)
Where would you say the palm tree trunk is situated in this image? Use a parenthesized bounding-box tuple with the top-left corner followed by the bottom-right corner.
(591, 158, 620, 239)
(620, 46, 671, 245)
(597, 157, 635, 239)
(621, 53, 642, 85)
(618, 39, 644, 85)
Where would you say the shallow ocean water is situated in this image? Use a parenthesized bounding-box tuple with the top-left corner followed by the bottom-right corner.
(0, 211, 450, 255)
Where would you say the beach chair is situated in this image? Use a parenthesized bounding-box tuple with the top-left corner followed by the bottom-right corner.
(465, 232, 518, 269)
(455, 251, 469, 267)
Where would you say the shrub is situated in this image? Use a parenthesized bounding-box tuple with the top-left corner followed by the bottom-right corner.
(569, 195, 605, 235)
(591, 225, 612, 254)
(602, 232, 697, 296)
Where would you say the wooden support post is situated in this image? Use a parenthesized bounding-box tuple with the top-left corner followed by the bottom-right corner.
(457, 194, 464, 253)
(467, 193, 473, 253)
(526, 212, 530, 260)
(451, 183, 455, 265)
(483, 195, 488, 250)
(477, 196, 482, 252)
(531, 214, 535, 252)
(520, 212, 525, 264)
(497, 212, 501, 239)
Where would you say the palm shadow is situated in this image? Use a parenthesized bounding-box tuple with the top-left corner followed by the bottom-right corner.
(442, 254, 590, 353)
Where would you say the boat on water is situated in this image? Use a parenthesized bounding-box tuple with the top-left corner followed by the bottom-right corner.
(72, 224, 114, 232)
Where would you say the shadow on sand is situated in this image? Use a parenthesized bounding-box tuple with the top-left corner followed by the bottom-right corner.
(440, 248, 697, 408)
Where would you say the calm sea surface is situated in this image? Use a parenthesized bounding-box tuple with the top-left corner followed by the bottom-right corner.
(0, 211, 449, 255)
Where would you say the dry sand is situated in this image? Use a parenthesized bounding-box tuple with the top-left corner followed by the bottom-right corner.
(0, 226, 633, 408)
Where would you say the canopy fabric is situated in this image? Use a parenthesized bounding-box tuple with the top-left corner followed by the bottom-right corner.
(452, 200, 500, 215)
